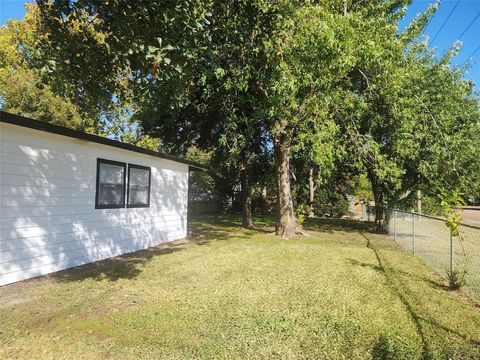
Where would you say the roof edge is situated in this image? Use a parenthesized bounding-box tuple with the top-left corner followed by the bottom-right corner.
(0, 111, 206, 171)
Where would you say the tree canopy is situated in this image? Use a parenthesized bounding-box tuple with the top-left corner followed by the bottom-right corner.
(2, 0, 478, 237)
(0, 5, 86, 130)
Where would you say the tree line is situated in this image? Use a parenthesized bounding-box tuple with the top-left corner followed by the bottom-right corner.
(1, 0, 479, 237)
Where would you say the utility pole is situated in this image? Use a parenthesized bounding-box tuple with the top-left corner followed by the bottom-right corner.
(417, 190, 422, 214)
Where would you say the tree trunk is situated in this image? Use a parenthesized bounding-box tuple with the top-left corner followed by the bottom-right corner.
(373, 187, 389, 233)
(343, 0, 348, 16)
(368, 171, 388, 232)
(308, 166, 316, 217)
(274, 132, 297, 238)
(240, 162, 253, 228)
(260, 186, 268, 215)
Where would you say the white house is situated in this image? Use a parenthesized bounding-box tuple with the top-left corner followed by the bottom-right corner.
(0, 111, 203, 286)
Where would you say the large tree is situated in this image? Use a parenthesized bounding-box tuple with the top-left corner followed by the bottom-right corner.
(37, 0, 292, 233)
(36, 0, 213, 126)
(330, 2, 480, 229)
(136, 0, 273, 228)
(35, 0, 479, 237)
(0, 3, 157, 147)
(0, 5, 86, 130)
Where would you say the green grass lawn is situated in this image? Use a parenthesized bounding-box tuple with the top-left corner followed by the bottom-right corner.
(1, 216, 479, 359)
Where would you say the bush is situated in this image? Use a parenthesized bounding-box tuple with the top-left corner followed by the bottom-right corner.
(296, 204, 307, 226)
(313, 189, 349, 218)
(446, 268, 467, 290)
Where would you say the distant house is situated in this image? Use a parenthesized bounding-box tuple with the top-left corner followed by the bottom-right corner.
(0, 111, 203, 286)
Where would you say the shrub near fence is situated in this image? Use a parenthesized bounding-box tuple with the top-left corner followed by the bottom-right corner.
(364, 206, 480, 300)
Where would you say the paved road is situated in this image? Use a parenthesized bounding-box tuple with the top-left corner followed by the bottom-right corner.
(462, 207, 480, 225)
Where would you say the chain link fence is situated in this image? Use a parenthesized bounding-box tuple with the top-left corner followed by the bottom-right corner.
(363, 206, 480, 300)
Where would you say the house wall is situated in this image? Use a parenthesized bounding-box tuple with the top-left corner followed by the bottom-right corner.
(0, 122, 189, 286)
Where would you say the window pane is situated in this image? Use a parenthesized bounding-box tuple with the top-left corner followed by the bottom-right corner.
(129, 168, 149, 186)
(99, 163, 124, 184)
(128, 187, 148, 204)
(96, 160, 125, 208)
(98, 184, 123, 205)
(128, 167, 150, 206)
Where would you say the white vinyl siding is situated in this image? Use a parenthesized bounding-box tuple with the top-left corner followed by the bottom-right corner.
(0, 122, 189, 286)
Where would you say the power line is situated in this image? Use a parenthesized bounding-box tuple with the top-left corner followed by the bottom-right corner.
(466, 44, 480, 60)
(458, 10, 480, 40)
(431, 0, 461, 45)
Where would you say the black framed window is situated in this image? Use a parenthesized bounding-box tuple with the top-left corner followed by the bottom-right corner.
(127, 164, 151, 208)
(95, 158, 126, 209)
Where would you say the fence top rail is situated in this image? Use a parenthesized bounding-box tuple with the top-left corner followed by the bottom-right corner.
(458, 222, 480, 230)
(369, 206, 480, 230)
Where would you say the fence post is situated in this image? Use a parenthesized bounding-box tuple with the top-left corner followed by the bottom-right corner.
(394, 210, 397, 241)
(450, 231, 454, 274)
(412, 212, 416, 254)
(367, 205, 371, 222)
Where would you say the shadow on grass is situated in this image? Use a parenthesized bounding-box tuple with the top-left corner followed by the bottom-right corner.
(346, 258, 384, 273)
(347, 257, 449, 291)
(53, 215, 273, 283)
(372, 335, 405, 360)
(61, 216, 373, 284)
(52, 240, 194, 283)
(51, 215, 377, 283)
(359, 232, 480, 358)
(192, 214, 372, 234)
(303, 217, 371, 234)
(190, 214, 275, 232)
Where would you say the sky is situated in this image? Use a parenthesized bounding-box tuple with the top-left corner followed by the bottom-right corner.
(398, 0, 480, 88)
(1, 0, 480, 88)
